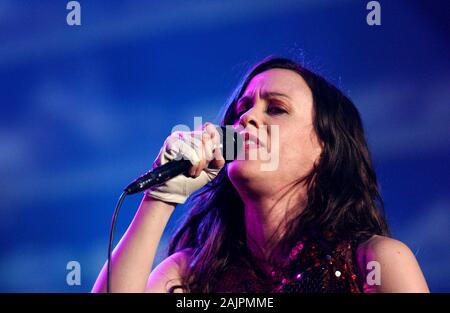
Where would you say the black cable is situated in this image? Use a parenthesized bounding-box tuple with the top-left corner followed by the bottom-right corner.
(107, 191, 128, 293)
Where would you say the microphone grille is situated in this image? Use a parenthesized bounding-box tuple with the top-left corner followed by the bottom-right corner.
(217, 126, 242, 162)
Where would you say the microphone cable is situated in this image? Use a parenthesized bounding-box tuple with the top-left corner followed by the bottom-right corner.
(106, 191, 127, 293)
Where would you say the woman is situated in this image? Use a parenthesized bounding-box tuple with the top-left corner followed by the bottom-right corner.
(92, 57, 429, 293)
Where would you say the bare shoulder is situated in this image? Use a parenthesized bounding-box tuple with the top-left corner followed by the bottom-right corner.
(356, 235, 429, 293)
(357, 235, 409, 256)
(145, 248, 192, 293)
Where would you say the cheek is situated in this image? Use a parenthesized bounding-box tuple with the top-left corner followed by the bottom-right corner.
(278, 131, 318, 171)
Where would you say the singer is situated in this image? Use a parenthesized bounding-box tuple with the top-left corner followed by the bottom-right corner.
(92, 57, 429, 293)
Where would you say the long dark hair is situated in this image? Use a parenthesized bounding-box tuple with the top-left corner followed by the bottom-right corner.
(167, 56, 390, 292)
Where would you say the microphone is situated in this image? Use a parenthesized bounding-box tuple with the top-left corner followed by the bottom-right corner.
(124, 126, 241, 195)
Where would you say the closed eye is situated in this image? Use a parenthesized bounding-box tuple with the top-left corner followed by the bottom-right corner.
(266, 106, 287, 115)
(234, 100, 288, 120)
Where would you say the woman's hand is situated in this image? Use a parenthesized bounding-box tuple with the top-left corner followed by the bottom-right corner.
(145, 122, 225, 204)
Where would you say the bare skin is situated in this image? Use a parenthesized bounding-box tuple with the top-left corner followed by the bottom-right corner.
(356, 235, 429, 292)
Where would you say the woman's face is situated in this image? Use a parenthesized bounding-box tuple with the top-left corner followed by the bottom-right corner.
(227, 68, 323, 197)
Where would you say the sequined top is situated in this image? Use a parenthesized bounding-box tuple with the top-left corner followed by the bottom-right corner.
(213, 235, 366, 293)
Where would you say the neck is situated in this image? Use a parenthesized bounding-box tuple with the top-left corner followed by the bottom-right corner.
(242, 183, 308, 267)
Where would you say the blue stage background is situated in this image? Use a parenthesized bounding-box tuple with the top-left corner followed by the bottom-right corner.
(0, 0, 448, 292)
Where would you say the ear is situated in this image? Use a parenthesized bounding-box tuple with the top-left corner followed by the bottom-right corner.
(313, 143, 324, 167)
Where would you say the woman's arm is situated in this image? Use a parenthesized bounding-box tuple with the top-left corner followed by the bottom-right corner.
(357, 235, 429, 293)
(92, 123, 222, 292)
(92, 194, 176, 293)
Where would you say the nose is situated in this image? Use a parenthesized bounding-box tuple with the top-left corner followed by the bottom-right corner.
(237, 106, 261, 130)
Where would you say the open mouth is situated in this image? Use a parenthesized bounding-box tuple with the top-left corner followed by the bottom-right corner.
(241, 132, 265, 150)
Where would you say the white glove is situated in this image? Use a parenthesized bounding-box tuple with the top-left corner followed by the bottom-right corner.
(145, 126, 224, 204)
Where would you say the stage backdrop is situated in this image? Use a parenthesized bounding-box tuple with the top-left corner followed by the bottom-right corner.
(0, 0, 448, 292)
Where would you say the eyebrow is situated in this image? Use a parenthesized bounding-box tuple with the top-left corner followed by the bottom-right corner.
(237, 91, 291, 106)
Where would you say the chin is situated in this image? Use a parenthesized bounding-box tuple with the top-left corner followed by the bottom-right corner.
(227, 160, 282, 198)
(227, 159, 271, 183)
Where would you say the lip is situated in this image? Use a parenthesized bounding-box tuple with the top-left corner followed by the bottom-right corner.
(240, 131, 265, 148)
